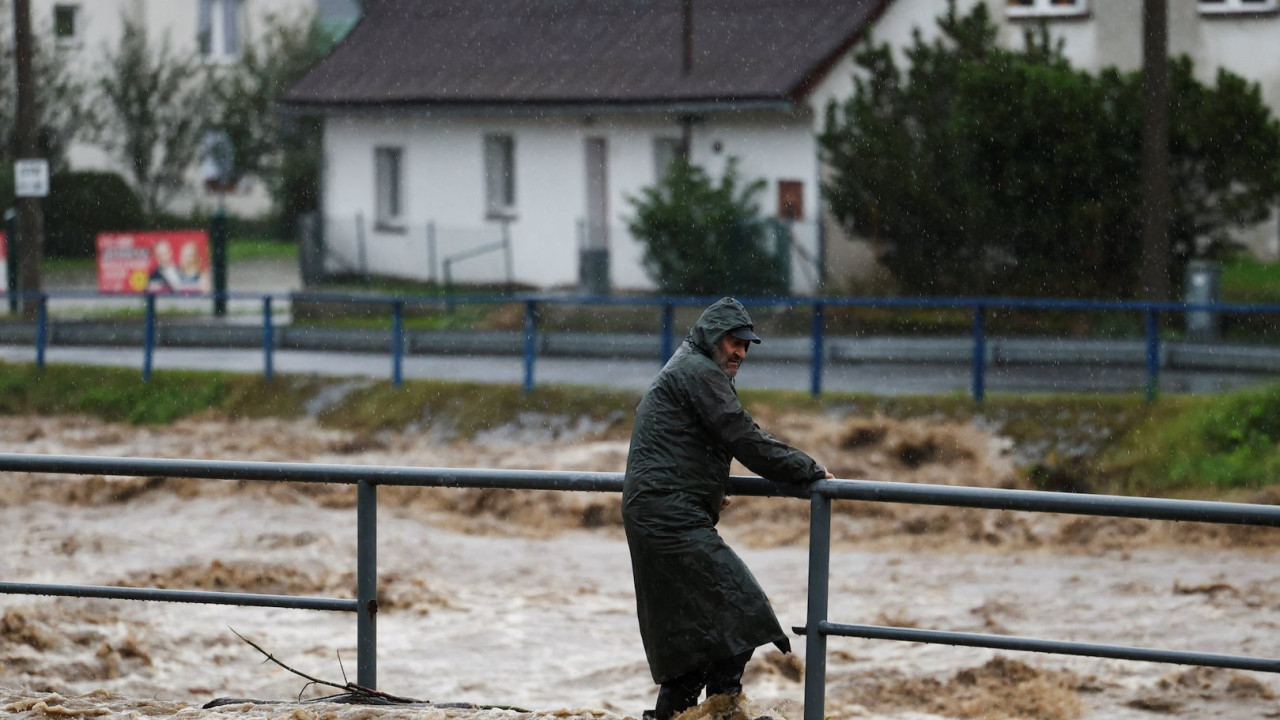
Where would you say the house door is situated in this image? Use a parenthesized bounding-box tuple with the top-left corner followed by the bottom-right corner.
(581, 137, 610, 293)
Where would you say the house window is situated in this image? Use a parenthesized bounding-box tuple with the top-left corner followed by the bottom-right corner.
(198, 0, 243, 61)
(1199, 0, 1278, 14)
(653, 137, 683, 182)
(375, 146, 404, 229)
(1006, 0, 1089, 18)
(53, 4, 80, 45)
(484, 134, 516, 218)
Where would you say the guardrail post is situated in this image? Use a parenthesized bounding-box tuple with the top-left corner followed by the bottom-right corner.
(810, 302, 824, 398)
(143, 293, 156, 382)
(803, 490, 832, 720)
(971, 304, 986, 403)
(659, 301, 674, 365)
(35, 292, 47, 369)
(4, 209, 16, 314)
(211, 210, 228, 317)
(262, 296, 274, 383)
(357, 478, 378, 689)
(523, 299, 538, 394)
(1145, 308, 1160, 403)
(391, 300, 404, 387)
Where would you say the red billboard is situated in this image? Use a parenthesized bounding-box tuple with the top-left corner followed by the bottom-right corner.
(97, 230, 211, 294)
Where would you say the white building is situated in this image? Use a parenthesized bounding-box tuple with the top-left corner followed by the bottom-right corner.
(282, 0, 923, 293)
(283, 0, 1280, 293)
(23, 0, 337, 217)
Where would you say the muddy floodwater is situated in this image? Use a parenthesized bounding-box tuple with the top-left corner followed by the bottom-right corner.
(3, 412, 1280, 720)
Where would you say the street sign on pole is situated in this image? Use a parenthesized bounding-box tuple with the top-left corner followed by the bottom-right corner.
(14, 159, 49, 198)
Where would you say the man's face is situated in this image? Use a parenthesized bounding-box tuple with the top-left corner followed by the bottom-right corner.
(714, 335, 751, 378)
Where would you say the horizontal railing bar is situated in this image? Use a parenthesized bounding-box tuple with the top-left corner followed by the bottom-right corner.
(3, 454, 1280, 526)
(0, 453, 623, 490)
(0, 454, 810, 498)
(13, 288, 1280, 315)
(798, 622, 1280, 674)
(0, 581, 358, 612)
(812, 478, 1280, 527)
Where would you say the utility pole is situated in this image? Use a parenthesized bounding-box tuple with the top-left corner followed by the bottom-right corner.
(679, 0, 693, 158)
(13, 0, 45, 319)
(1139, 0, 1170, 301)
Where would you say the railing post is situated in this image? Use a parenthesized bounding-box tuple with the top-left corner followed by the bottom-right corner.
(803, 490, 832, 720)
(262, 296, 274, 383)
(34, 292, 47, 369)
(659, 301, 674, 365)
(391, 300, 404, 387)
(810, 302, 824, 398)
(1145, 308, 1160, 403)
(971, 304, 986, 403)
(356, 478, 378, 689)
(143, 293, 156, 383)
(523, 299, 537, 394)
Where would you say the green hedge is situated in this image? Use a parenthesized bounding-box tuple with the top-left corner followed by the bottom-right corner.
(44, 171, 146, 258)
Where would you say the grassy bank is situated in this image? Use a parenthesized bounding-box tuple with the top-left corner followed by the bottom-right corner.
(1, 360, 1277, 502)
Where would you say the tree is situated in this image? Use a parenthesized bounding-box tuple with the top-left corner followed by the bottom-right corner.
(820, 1, 1280, 298)
(0, 0, 96, 204)
(95, 12, 212, 218)
(627, 157, 788, 297)
(208, 10, 331, 237)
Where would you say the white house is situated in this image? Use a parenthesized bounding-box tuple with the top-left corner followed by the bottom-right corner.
(22, 0, 344, 217)
(281, 0, 946, 294)
(283, 0, 1280, 294)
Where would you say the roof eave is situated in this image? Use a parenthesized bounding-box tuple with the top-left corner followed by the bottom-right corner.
(276, 97, 802, 119)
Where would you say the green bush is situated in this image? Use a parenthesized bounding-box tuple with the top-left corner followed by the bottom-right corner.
(44, 171, 145, 258)
(627, 157, 788, 297)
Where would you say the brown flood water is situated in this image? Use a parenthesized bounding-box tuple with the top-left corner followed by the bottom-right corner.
(3, 412, 1280, 720)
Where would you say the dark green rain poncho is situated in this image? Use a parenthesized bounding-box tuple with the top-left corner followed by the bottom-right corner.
(622, 297, 825, 684)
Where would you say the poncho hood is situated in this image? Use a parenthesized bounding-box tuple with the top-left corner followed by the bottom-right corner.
(688, 297, 756, 357)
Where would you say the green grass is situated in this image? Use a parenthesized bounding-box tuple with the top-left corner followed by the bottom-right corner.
(1221, 256, 1280, 305)
(226, 237, 297, 263)
(1098, 383, 1280, 498)
(0, 362, 320, 424)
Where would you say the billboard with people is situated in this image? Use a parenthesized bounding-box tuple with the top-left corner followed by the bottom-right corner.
(96, 231, 211, 294)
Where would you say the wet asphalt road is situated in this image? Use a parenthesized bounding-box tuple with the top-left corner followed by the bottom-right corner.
(0, 341, 1273, 397)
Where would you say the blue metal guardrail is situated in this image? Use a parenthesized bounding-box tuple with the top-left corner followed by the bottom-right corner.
(2, 452, 1280, 718)
(5, 290, 1280, 401)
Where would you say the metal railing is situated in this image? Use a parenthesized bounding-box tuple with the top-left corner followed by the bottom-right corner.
(4, 290, 1280, 399)
(3, 452, 1280, 717)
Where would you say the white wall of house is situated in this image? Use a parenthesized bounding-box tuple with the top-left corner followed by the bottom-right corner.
(322, 110, 824, 293)
(29, 0, 316, 219)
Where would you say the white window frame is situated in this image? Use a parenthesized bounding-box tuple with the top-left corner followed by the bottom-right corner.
(53, 4, 81, 47)
(374, 146, 405, 230)
(198, 0, 244, 63)
(1006, 0, 1089, 19)
(484, 134, 517, 219)
(1198, 0, 1279, 15)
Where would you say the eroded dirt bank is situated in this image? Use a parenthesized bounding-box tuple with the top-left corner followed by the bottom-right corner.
(3, 411, 1280, 720)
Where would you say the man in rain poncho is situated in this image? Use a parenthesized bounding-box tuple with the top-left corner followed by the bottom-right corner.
(622, 297, 833, 720)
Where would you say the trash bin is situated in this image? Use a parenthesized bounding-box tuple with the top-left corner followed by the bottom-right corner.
(1184, 259, 1221, 342)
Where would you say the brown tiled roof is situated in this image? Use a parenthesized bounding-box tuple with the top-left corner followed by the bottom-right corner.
(283, 0, 890, 110)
